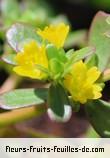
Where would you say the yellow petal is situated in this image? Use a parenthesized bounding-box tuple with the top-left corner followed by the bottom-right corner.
(13, 65, 42, 79)
(64, 60, 102, 104)
(64, 74, 73, 92)
(71, 60, 87, 84)
(87, 67, 101, 83)
(37, 23, 69, 48)
(14, 41, 48, 79)
(93, 84, 102, 99)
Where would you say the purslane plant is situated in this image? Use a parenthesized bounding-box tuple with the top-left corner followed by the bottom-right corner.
(1, 11, 110, 137)
(12, 23, 102, 105)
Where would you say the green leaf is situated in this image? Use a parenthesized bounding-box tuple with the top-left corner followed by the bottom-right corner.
(2, 53, 17, 65)
(46, 44, 68, 79)
(48, 83, 70, 117)
(6, 23, 42, 52)
(85, 99, 110, 137)
(106, 16, 110, 25)
(46, 44, 59, 61)
(46, 44, 67, 63)
(0, 88, 48, 110)
(48, 105, 72, 122)
(58, 48, 68, 63)
(86, 54, 98, 68)
(66, 49, 74, 59)
(49, 59, 64, 79)
(70, 46, 95, 62)
(89, 11, 110, 71)
(2, 43, 17, 65)
(35, 64, 50, 76)
(63, 46, 95, 76)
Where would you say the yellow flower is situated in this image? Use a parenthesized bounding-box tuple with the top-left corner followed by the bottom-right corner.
(37, 23, 69, 48)
(13, 41, 48, 79)
(64, 60, 102, 104)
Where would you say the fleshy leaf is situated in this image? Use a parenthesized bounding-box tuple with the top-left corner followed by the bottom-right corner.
(106, 15, 110, 25)
(66, 49, 74, 59)
(48, 83, 70, 117)
(86, 99, 110, 137)
(48, 105, 72, 122)
(49, 59, 64, 79)
(0, 88, 48, 109)
(70, 46, 95, 62)
(2, 53, 17, 65)
(46, 44, 60, 61)
(46, 44, 67, 63)
(58, 48, 68, 63)
(63, 46, 95, 76)
(86, 54, 98, 68)
(6, 23, 41, 52)
(46, 44, 67, 79)
(89, 11, 110, 71)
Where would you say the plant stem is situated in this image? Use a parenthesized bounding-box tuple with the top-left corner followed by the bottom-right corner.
(0, 105, 46, 128)
(0, 74, 22, 94)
